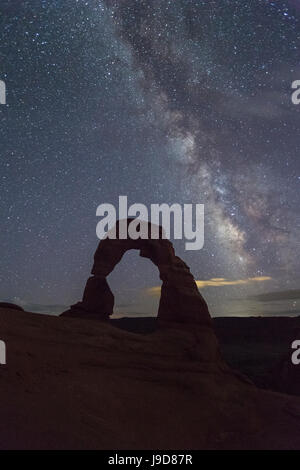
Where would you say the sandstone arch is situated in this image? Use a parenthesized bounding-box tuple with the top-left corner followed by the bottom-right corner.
(62, 219, 212, 328)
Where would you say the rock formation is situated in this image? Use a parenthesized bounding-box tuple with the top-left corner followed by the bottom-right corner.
(61, 219, 212, 328)
(2, 306, 300, 449)
(0, 302, 24, 311)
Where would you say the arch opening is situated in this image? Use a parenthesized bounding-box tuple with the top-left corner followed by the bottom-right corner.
(107, 249, 162, 319)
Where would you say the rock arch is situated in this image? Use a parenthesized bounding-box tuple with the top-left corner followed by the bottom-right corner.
(62, 219, 212, 328)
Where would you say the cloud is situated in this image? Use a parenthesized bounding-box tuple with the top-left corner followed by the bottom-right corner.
(258, 309, 300, 316)
(147, 276, 272, 295)
(249, 289, 300, 302)
(196, 276, 272, 288)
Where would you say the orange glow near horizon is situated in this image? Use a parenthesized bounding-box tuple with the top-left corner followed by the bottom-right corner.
(147, 276, 272, 296)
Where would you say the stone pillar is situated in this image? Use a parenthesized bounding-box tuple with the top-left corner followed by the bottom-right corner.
(61, 276, 114, 319)
(157, 257, 212, 328)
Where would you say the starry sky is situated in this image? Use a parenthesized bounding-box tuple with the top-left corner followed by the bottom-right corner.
(0, 0, 300, 318)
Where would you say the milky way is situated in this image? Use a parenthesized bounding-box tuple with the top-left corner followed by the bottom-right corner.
(0, 0, 300, 317)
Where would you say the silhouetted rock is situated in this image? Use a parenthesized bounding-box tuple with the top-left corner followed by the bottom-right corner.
(272, 357, 300, 396)
(61, 219, 212, 328)
(0, 302, 24, 311)
(62, 277, 114, 319)
(2, 307, 300, 449)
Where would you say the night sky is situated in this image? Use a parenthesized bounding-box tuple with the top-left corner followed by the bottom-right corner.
(1, 0, 300, 318)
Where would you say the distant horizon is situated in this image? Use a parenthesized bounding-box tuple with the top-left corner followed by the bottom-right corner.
(2, 283, 300, 319)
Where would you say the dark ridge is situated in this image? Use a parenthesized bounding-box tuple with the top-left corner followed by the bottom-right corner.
(0, 302, 24, 311)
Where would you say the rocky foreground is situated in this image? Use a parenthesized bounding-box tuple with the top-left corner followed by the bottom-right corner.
(1, 307, 300, 449)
